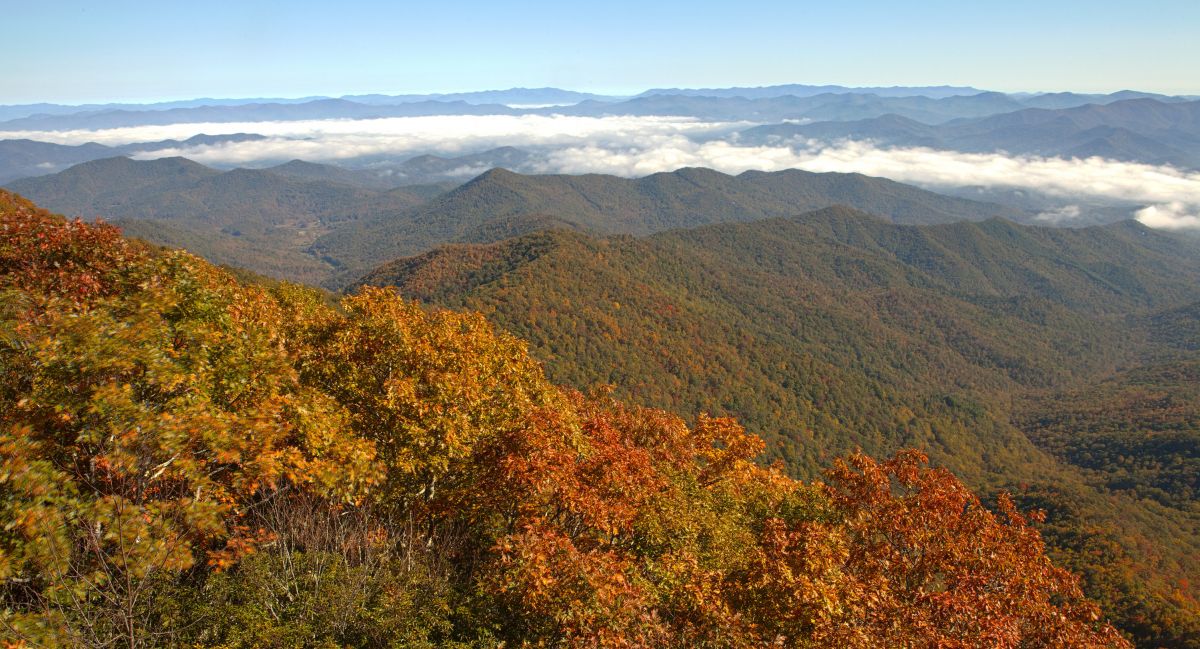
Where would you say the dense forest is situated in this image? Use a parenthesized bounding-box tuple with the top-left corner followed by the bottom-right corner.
(360, 210, 1200, 647)
(0, 191, 1140, 646)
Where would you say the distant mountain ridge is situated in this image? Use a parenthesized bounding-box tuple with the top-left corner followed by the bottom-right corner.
(741, 98, 1200, 169)
(5, 87, 1196, 132)
(637, 83, 987, 99)
(0, 139, 532, 187)
(4, 157, 1026, 288)
(342, 87, 622, 106)
(0, 99, 523, 131)
(6, 84, 1191, 123)
(0, 134, 266, 183)
(4, 156, 433, 284)
(310, 165, 1025, 282)
(0, 88, 623, 122)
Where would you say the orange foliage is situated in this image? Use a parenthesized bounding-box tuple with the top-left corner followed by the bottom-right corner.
(734, 450, 1129, 647)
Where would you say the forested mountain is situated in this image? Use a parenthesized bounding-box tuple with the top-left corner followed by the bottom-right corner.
(0, 140, 118, 184)
(5, 157, 434, 284)
(0, 135, 269, 183)
(0, 190, 1134, 647)
(6, 161, 1022, 288)
(259, 159, 402, 190)
(313, 167, 1023, 282)
(359, 209, 1200, 646)
(374, 146, 534, 184)
(259, 149, 536, 189)
(6, 156, 223, 210)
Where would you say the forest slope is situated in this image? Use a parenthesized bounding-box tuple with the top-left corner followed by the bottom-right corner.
(359, 208, 1200, 645)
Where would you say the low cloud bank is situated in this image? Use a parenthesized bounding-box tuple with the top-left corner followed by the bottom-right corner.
(0, 115, 744, 159)
(1035, 205, 1084, 224)
(3, 115, 1198, 229)
(535, 137, 1200, 229)
(1135, 203, 1200, 230)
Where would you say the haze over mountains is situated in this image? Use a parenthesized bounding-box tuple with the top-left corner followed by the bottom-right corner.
(5, 79, 1200, 290)
(740, 98, 1200, 169)
(3, 83, 1198, 231)
(3, 85, 1193, 130)
(0, 134, 267, 184)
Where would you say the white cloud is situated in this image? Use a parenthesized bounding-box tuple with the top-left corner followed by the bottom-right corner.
(1035, 205, 1084, 224)
(1135, 202, 1200, 229)
(0, 114, 745, 162)
(4, 115, 1198, 229)
(532, 138, 1200, 229)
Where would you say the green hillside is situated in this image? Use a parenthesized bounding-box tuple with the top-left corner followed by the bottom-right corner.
(6, 157, 433, 285)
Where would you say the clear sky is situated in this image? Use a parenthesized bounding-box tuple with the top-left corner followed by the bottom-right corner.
(5, 0, 1198, 104)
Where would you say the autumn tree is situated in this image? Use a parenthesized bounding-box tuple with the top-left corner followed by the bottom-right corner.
(735, 450, 1131, 648)
(0, 199, 378, 646)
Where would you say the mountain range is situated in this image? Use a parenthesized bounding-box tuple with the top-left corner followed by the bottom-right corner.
(0, 133, 266, 183)
(0, 88, 623, 122)
(0, 98, 525, 131)
(5, 158, 1025, 287)
(5, 156, 430, 283)
(5, 83, 1194, 120)
(4, 88, 1196, 133)
(310, 166, 1025, 282)
(741, 98, 1200, 169)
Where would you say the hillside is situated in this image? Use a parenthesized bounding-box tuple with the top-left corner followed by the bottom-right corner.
(265, 147, 532, 188)
(358, 209, 1200, 646)
(5, 156, 221, 211)
(264, 159, 402, 190)
(0, 190, 1133, 647)
(360, 209, 1200, 466)
(0, 134, 268, 183)
(5, 157, 434, 284)
(0, 139, 117, 184)
(314, 166, 1023, 282)
(6, 159, 1022, 288)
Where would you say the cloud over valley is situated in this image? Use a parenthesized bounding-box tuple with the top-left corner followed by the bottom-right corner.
(3, 114, 1198, 229)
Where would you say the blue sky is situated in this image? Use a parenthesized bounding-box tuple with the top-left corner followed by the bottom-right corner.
(5, 0, 1199, 103)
